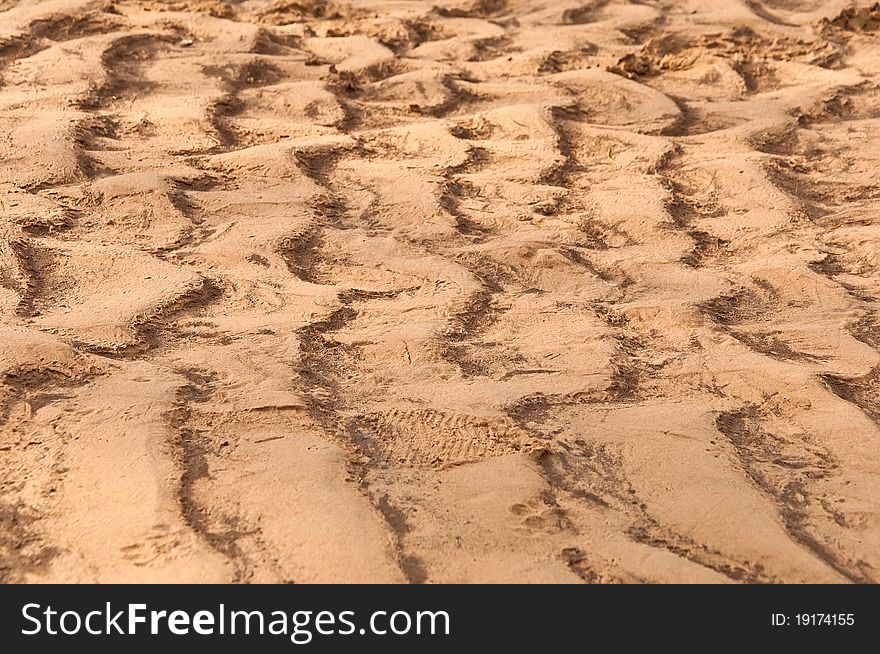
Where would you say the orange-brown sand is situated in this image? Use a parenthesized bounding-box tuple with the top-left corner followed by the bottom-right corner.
(2, 0, 880, 583)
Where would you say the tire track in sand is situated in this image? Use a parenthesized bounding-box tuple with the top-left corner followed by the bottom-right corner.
(3, 0, 880, 583)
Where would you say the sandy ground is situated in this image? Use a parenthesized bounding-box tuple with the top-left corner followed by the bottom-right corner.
(1, 0, 880, 584)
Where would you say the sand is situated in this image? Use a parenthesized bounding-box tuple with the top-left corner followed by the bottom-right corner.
(1, 0, 880, 584)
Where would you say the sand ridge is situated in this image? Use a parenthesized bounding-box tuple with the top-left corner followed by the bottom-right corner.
(2, 0, 880, 583)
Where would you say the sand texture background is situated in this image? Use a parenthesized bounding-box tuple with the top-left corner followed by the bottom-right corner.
(2, 0, 880, 583)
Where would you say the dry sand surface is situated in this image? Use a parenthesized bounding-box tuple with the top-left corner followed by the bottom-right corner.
(2, 0, 880, 584)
